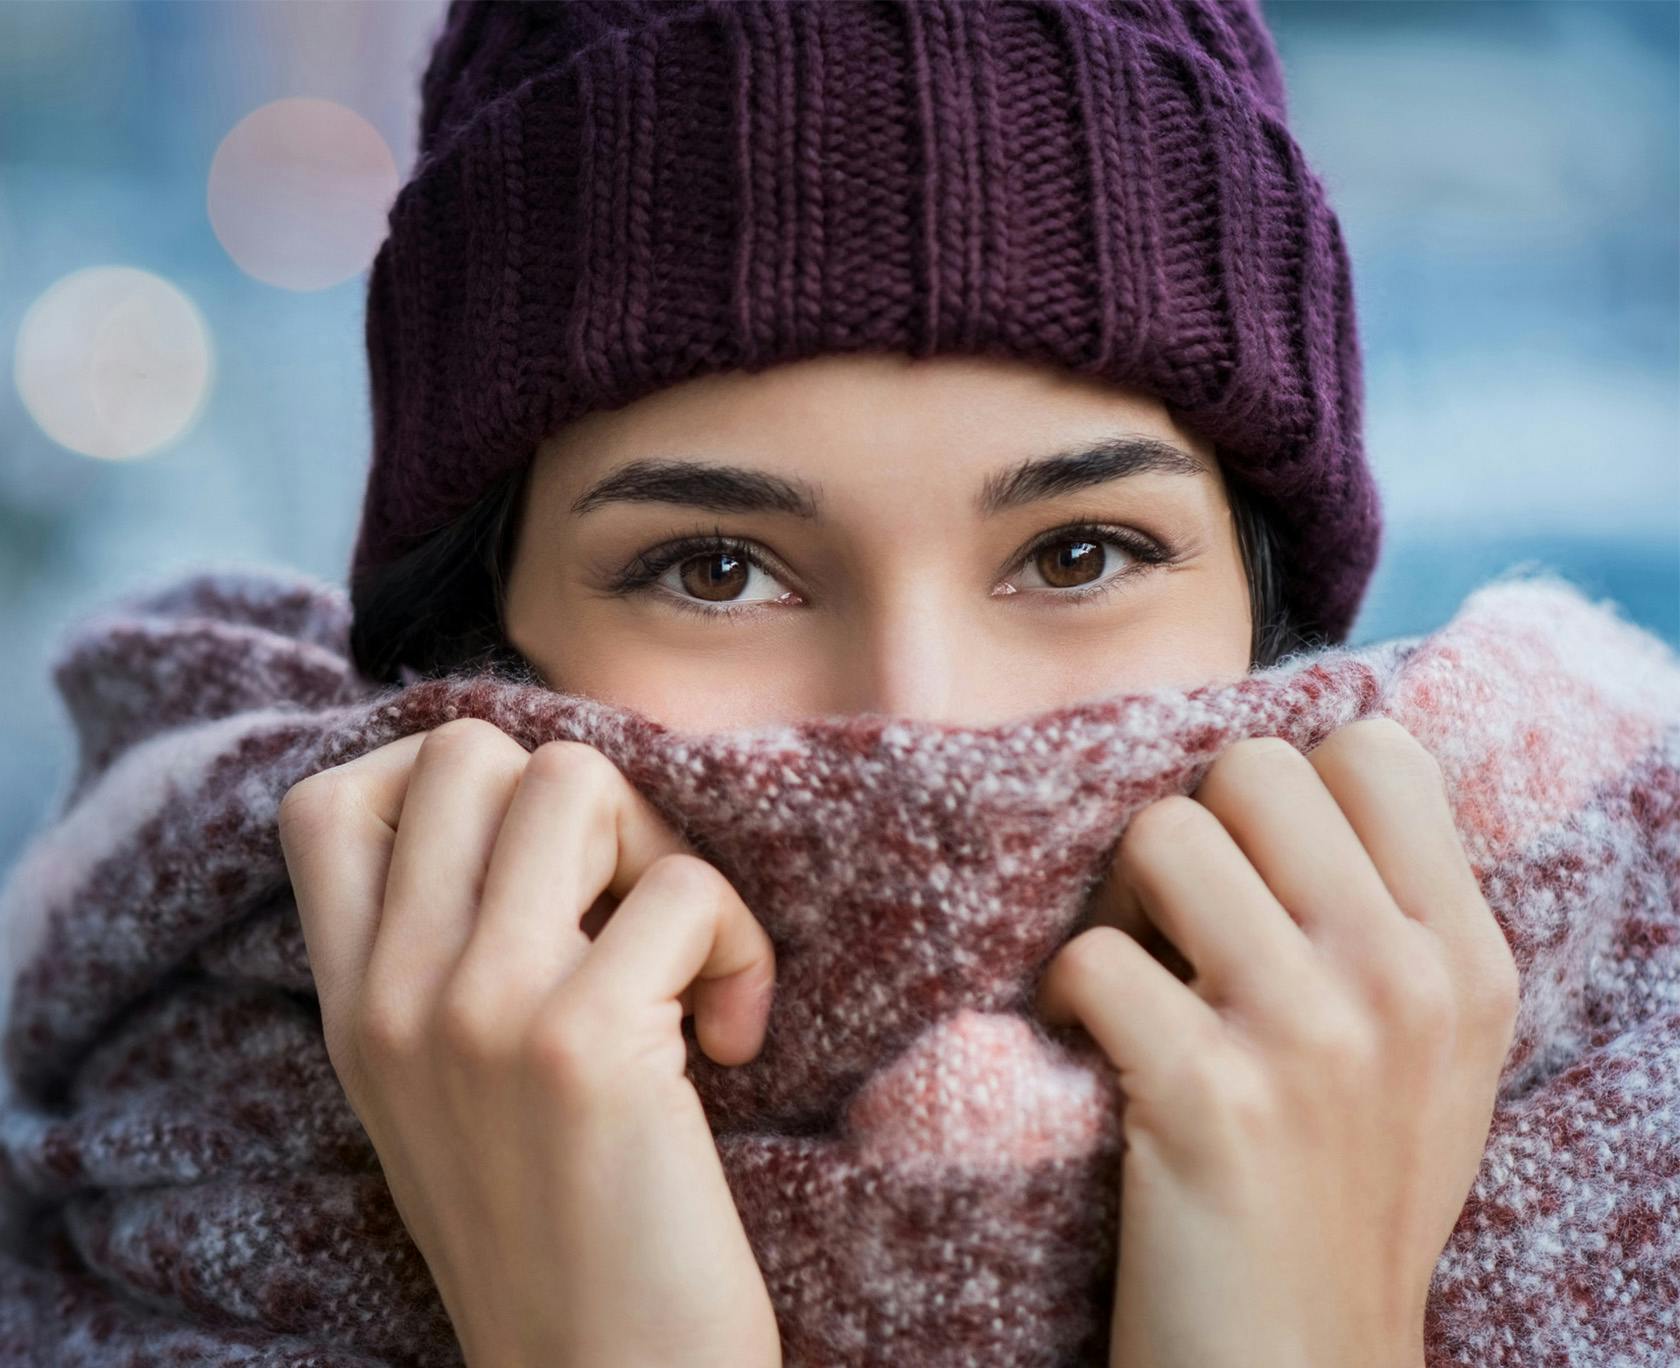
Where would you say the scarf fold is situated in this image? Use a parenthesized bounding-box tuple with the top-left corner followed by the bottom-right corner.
(0, 565, 1675, 1366)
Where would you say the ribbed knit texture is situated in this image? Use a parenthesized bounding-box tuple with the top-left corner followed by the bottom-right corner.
(353, 0, 1382, 646)
(2, 564, 1677, 1363)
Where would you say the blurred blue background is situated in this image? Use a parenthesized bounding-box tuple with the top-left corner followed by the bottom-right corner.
(0, 0, 1676, 873)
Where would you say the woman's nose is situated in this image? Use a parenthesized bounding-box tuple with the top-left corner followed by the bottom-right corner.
(821, 607, 994, 726)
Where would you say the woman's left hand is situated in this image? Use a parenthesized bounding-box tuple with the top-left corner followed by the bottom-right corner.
(1034, 716, 1522, 1368)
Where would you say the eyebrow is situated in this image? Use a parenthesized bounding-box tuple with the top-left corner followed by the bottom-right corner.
(977, 435, 1208, 514)
(570, 457, 821, 518)
(568, 434, 1208, 520)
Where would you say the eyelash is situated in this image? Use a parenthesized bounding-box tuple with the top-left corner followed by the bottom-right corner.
(606, 521, 1182, 622)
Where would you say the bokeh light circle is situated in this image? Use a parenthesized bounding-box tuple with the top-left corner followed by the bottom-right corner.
(14, 265, 214, 461)
(208, 96, 398, 291)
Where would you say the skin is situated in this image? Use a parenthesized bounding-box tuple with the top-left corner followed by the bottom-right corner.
(278, 352, 1520, 1367)
(502, 350, 1253, 727)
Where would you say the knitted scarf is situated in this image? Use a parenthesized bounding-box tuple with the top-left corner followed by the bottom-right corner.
(0, 566, 1675, 1367)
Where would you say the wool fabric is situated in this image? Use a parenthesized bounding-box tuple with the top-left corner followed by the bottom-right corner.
(353, 0, 1382, 646)
(0, 565, 1676, 1364)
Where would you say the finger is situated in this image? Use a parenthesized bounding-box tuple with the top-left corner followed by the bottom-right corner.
(1100, 795, 1317, 1021)
(454, 741, 693, 1015)
(1191, 735, 1408, 946)
(1034, 925, 1223, 1099)
(1084, 852, 1193, 986)
(562, 853, 776, 1067)
(276, 731, 429, 1025)
(1303, 717, 1497, 954)
(369, 719, 531, 1022)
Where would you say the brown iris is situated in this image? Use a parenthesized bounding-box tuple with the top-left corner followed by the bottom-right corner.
(1036, 538, 1105, 588)
(678, 552, 750, 601)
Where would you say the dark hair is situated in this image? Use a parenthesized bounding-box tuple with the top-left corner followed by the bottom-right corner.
(348, 453, 1322, 689)
(1228, 470, 1327, 670)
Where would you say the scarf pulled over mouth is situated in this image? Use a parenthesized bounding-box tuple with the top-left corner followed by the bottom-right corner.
(0, 565, 1676, 1366)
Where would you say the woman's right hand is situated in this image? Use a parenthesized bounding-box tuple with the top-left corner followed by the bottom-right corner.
(276, 717, 782, 1368)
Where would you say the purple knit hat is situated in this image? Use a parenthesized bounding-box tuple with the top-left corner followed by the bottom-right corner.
(352, 0, 1382, 646)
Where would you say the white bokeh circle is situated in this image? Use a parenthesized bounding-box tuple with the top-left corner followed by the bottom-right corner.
(208, 96, 398, 291)
(14, 265, 214, 461)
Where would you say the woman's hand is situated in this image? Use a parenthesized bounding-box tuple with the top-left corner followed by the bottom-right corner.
(1035, 716, 1521, 1368)
(277, 718, 782, 1368)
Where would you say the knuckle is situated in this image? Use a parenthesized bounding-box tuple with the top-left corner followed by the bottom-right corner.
(1222, 1063, 1277, 1137)
(419, 716, 515, 762)
(1195, 735, 1304, 802)
(1179, 1044, 1269, 1135)
(523, 998, 614, 1095)
(1118, 795, 1205, 862)
(1335, 714, 1419, 750)
(1054, 926, 1127, 994)
(1219, 734, 1305, 772)
(351, 995, 420, 1065)
(641, 851, 732, 908)
(1374, 950, 1458, 1045)
(523, 738, 622, 790)
(1288, 994, 1380, 1076)
(1327, 717, 1444, 786)
(1169, 1047, 1226, 1111)
(433, 986, 511, 1063)
(277, 768, 348, 836)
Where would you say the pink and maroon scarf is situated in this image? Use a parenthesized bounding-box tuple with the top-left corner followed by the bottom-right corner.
(0, 566, 1676, 1365)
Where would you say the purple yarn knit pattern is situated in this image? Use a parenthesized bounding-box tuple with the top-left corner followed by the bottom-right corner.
(354, 0, 1382, 645)
(1, 565, 1677, 1364)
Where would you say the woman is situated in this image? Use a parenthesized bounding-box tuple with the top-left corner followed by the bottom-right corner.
(276, 2, 1518, 1365)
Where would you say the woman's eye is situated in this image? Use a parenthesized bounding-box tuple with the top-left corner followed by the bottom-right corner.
(660, 549, 781, 603)
(1010, 532, 1152, 595)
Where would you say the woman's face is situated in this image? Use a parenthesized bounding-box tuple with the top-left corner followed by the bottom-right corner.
(505, 351, 1252, 731)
